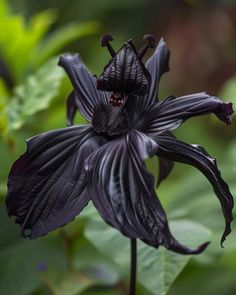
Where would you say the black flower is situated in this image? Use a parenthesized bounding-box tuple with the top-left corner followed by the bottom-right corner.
(6, 35, 234, 255)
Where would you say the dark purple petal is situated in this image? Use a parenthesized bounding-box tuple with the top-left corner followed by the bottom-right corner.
(125, 38, 170, 125)
(86, 130, 209, 254)
(58, 54, 109, 121)
(145, 37, 170, 103)
(156, 131, 175, 187)
(154, 136, 234, 246)
(97, 42, 151, 95)
(157, 157, 174, 187)
(139, 93, 234, 136)
(92, 103, 129, 136)
(6, 125, 107, 239)
(66, 90, 77, 127)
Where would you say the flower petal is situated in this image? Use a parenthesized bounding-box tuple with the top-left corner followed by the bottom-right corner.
(126, 38, 170, 126)
(59, 54, 109, 121)
(145, 38, 170, 103)
(92, 103, 129, 136)
(66, 90, 77, 127)
(157, 131, 175, 187)
(154, 136, 234, 246)
(86, 130, 209, 254)
(6, 125, 107, 239)
(125, 38, 170, 125)
(157, 157, 174, 187)
(97, 41, 151, 95)
(139, 93, 234, 136)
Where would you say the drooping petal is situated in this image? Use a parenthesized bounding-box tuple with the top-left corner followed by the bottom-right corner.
(139, 93, 233, 136)
(157, 157, 174, 187)
(86, 130, 209, 254)
(97, 41, 151, 95)
(125, 38, 170, 125)
(157, 131, 175, 187)
(154, 136, 234, 246)
(58, 54, 109, 121)
(145, 37, 170, 103)
(66, 90, 77, 127)
(6, 125, 107, 239)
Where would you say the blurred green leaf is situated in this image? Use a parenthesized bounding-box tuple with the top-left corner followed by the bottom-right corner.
(0, 3, 99, 84)
(6, 58, 64, 131)
(219, 75, 236, 108)
(33, 21, 101, 67)
(0, 9, 56, 81)
(41, 271, 94, 295)
(0, 0, 10, 17)
(83, 207, 211, 295)
(0, 202, 66, 295)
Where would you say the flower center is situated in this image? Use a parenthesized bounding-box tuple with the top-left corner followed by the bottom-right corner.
(109, 92, 125, 107)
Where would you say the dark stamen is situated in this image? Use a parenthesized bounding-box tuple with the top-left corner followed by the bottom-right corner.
(138, 34, 157, 60)
(109, 92, 124, 107)
(100, 34, 116, 57)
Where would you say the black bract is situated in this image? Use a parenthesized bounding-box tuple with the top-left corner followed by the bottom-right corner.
(6, 35, 234, 255)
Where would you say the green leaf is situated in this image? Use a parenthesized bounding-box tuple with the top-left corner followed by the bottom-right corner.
(0, 0, 10, 17)
(33, 21, 101, 67)
(83, 207, 211, 295)
(138, 221, 211, 295)
(41, 271, 94, 295)
(0, 9, 56, 82)
(0, 201, 66, 295)
(6, 58, 64, 130)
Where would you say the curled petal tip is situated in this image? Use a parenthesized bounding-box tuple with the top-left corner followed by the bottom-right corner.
(100, 34, 114, 47)
(221, 224, 233, 248)
(193, 241, 211, 254)
(216, 102, 234, 124)
(58, 53, 79, 67)
(143, 34, 157, 48)
(182, 241, 211, 255)
(168, 241, 211, 255)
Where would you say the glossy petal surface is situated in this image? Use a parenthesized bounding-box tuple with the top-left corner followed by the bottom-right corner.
(92, 103, 129, 136)
(59, 54, 108, 121)
(155, 136, 234, 246)
(6, 125, 107, 238)
(126, 38, 170, 125)
(86, 130, 209, 254)
(145, 38, 170, 102)
(157, 157, 174, 187)
(139, 93, 233, 135)
(97, 42, 151, 95)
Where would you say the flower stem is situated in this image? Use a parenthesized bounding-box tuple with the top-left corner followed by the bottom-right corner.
(130, 239, 137, 295)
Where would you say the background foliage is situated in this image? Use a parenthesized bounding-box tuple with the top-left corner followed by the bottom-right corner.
(0, 0, 236, 294)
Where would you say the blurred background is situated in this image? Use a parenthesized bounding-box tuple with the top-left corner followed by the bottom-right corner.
(0, 0, 236, 294)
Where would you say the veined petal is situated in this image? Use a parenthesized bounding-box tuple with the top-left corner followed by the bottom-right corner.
(154, 136, 234, 246)
(157, 131, 175, 187)
(145, 38, 170, 103)
(59, 54, 109, 121)
(6, 125, 107, 239)
(86, 130, 209, 254)
(92, 103, 129, 136)
(139, 93, 233, 136)
(97, 41, 151, 95)
(126, 38, 170, 125)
